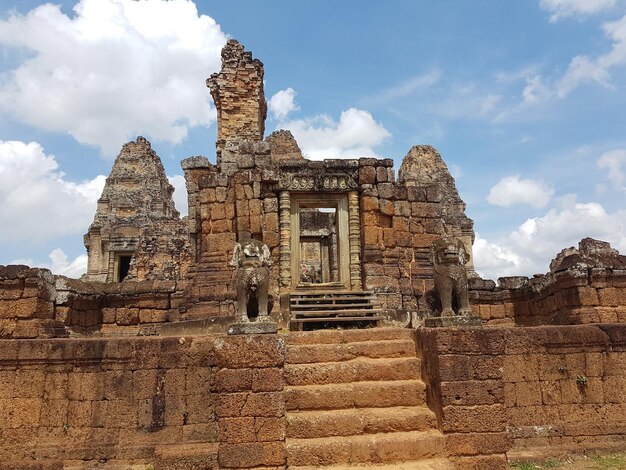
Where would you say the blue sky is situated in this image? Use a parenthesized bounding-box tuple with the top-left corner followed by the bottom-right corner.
(0, 0, 625, 279)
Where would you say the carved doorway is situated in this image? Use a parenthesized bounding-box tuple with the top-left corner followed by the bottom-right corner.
(290, 194, 350, 290)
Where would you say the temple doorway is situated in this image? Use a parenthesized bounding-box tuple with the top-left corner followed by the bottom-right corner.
(290, 194, 350, 290)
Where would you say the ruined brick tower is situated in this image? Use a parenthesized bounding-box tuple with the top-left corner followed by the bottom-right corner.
(207, 39, 267, 167)
(83, 137, 184, 282)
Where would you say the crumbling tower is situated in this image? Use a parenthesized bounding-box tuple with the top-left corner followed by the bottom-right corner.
(207, 39, 267, 167)
(83, 137, 182, 282)
(398, 145, 476, 275)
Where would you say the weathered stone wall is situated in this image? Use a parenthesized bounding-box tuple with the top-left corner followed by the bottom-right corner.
(214, 334, 286, 468)
(266, 129, 303, 162)
(503, 325, 626, 452)
(0, 333, 285, 469)
(469, 239, 626, 326)
(0, 267, 192, 339)
(359, 148, 474, 314)
(56, 277, 187, 336)
(181, 152, 281, 320)
(470, 270, 626, 326)
(418, 327, 509, 470)
(417, 325, 626, 468)
(0, 266, 65, 339)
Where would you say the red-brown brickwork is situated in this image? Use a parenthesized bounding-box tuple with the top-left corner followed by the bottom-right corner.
(0, 333, 286, 469)
(0, 265, 64, 339)
(469, 239, 626, 327)
(207, 39, 267, 167)
(417, 324, 626, 465)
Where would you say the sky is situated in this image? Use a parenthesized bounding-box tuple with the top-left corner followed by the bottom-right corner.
(0, 0, 625, 280)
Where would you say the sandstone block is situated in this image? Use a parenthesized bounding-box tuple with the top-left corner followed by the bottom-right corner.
(252, 368, 284, 392)
(254, 416, 285, 442)
(216, 368, 253, 393)
(359, 166, 376, 185)
(375, 166, 388, 182)
(219, 417, 257, 443)
(215, 335, 284, 369)
(218, 441, 286, 468)
(446, 432, 510, 456)
(216, 391, 284, 418)
(441, 404, 506, 433)
(441, 380, 503, 406)
(182, 422, 219, 443)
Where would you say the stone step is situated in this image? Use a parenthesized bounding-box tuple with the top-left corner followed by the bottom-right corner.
(287, 406, 437, 439)
(286, 430, 445, 467)
(285, 380, 426, 411)
(285, 328, 414, 346)
(289, 458, 455, 470)
(285, 357, 421, 386)
(292, 458, 454, 470)
(286, 339, 416, 364)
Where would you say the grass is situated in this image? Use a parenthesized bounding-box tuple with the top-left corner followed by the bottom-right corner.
(511, 460, 561, 469)
(511, 463, 542, 470)
(590, 453, 626, 469)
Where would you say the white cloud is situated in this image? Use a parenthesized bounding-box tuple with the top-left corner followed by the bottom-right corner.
(427, 83, 504, 120)
(522, 75, 550, 105)
(598, 148, 626, 190)
(473, 200, 626, 279)
(47, 249, 88, 278)
(280, 108, 391, 160)
(168, 174, 188, 217)
(0, 140, 105, 242)
(369, 69, 442, 105)
(540, 0, 617, 22)
(0, 0, 227, 155)
(268, 88, 299, 120)
(473, 234, 524, 278)
(555, 54, 614, 97)
(487, 175, 555, 208)
(11, 249, 88, 278)
(518, 13, 626, 104)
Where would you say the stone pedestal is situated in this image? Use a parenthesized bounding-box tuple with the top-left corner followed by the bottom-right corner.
(424, 315, 482, 328)
(227, 320, 278, 335)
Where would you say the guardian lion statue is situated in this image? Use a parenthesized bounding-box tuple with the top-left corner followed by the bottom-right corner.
(431, 237, 472, 317)
(230, 233, 272, 322)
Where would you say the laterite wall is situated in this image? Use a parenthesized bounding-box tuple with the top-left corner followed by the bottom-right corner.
(0, 333, 286, 469)
(417, 324, 626, 469)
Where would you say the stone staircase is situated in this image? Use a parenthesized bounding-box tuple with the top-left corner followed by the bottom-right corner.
(284, 328, 452, 469)
(289, 291, 383, 330)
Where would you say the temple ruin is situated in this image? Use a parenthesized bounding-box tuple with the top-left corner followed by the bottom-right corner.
(0, 39, 625, 469)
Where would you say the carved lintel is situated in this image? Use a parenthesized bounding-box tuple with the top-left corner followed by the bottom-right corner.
(278, 171, 358, 191)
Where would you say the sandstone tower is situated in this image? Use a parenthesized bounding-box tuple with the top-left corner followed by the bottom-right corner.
(83, 137, 184, 282)
(207, 39, 267, 167)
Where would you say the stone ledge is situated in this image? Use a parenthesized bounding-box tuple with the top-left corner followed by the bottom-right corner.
(228, 321, 278, 335)
(424, 315, 483, 328)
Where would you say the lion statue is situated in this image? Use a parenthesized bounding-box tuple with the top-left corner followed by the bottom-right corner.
(229, 232, 272, 322)
(431, 237, 472, 317)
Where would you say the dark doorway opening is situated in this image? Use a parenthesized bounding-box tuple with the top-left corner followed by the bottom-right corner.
(118, 255, 132, 282)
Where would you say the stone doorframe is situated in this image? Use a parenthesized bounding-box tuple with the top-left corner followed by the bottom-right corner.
(279, 191, 362, 291)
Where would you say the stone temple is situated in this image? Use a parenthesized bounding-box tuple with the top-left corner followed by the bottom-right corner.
(1, 39, 626, 469)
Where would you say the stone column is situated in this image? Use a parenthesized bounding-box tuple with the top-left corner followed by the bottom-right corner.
(348, 191, 362, 290)
(279, 191, 291, 287)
